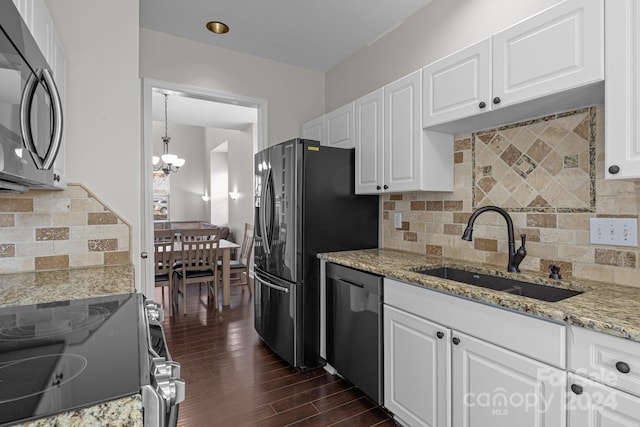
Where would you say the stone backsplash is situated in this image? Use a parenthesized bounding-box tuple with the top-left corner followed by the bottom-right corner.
(382, 105, 640, 287)
(0, 184, 131, 273)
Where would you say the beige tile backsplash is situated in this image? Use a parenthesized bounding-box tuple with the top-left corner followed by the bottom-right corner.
(0, 184, 131, 273)
(382, 105, 640, 288)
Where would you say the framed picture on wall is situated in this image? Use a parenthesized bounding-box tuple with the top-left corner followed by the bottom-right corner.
(153, 171, 170, 220)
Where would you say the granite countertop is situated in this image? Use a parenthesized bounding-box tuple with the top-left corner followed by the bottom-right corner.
(14, 395, 143, 427)
(0, 264, 142, 426)
(0, 264, 135, 308)
(321, 248, 640, 343)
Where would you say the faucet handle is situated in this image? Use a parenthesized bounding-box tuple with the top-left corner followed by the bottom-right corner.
(549, 264, 562, 280)
(519, 233, 526, 247)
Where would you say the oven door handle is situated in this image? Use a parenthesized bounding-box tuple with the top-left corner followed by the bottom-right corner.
(255, 274, 289, 293)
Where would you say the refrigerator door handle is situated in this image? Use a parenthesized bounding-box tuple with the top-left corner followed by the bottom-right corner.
(261, 168, 273, 255)
(255, 274, 289, 293)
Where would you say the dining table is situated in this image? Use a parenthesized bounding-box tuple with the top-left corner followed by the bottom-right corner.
(168, 238, 241, 307)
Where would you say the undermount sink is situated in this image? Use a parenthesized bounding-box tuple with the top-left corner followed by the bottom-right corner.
(416, 267, 582, 302)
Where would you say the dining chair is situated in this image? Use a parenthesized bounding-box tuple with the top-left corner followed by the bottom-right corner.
(173, 228, 220, 315)
(218, 223, 254, 297)
(153, 229, 175, 316)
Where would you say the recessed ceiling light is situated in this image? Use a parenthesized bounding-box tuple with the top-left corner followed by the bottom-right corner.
(206, 21, 229, 34)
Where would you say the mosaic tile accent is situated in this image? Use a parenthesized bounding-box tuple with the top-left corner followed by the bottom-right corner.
(380, 104, 640, 288)
(472, 108, 596, 212)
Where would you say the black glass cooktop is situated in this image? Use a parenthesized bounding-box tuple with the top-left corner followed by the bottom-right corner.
(0, 293, 146, 426)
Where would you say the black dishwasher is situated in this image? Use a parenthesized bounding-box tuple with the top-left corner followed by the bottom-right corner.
(326, 262, 383, 405)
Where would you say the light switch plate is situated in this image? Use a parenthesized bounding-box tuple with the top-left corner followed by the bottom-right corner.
(590, 218, 638, 247)
(394, 212, 402, 229)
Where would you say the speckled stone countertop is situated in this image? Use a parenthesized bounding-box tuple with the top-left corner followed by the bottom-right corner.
(321, 248, 640, 343)
(0, 264, 142, 426)
(0, 264, 135, 307)
(13, 395, 143, 427)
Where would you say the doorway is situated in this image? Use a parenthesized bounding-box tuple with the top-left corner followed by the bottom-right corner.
(141, 79, 268, 298)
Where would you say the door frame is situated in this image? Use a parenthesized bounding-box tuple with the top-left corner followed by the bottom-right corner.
(140, 78, 268, 298)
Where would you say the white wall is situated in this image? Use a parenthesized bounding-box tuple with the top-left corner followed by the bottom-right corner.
(227, 125, 255, 243)
(44, 0, 141, 285)
(210, 151, 229, 226)
(140, 29, 326, 144)
(205, 127, 254, 241)
(326, 0, 563, 110)
(152, 122, 207, 221)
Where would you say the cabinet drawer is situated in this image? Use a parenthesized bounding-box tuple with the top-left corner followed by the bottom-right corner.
(569, 326, 640, 398)
(384, 278, 566, 368)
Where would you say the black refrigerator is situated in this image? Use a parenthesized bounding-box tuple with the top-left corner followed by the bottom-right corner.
(254, 138, 379, 370)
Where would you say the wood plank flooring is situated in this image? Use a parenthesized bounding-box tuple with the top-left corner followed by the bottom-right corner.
(157, 285, 397, 427)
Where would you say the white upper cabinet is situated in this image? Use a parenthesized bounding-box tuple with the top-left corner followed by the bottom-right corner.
(356, 70, 453, 194)
(301, 115, 325, 144)
(355, 88, 384, 194)
(324, 102, 355, 149)
(423, 0, 604, 133)
(384, 70, 423, 193)
(492, 0, 603, 109)
(604, 0, 640, 179)
(422, 38, 492, 128)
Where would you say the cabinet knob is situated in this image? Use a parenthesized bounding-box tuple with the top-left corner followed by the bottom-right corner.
(608, 165, 620, 175)
(616, 361, 631, 374)
(452, 337, 460, 345)
(478, 101, 486, 109)
(436, 331, 444, 339)
(570, 384, 583, 395)
(493, 97, 501, 105)
(376, 185, 381, 190)
(383, 185, 389, 190)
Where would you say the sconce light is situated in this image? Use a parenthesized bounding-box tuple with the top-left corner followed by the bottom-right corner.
(229, 191, 239, 200)
(201, 195, 210, 202)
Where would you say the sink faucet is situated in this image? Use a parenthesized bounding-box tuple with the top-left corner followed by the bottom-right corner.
(461, 206, 527, 272)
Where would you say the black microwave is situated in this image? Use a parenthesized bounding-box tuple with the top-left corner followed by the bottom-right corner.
(0, 1, 63, 192)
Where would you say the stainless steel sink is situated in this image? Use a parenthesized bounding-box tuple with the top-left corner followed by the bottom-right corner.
(416, 267, 582, 302)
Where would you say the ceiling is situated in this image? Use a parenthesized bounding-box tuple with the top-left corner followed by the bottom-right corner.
(152, 91, 257, 130)
(140, 0, 432, 72)
(145, 1, 432, 135)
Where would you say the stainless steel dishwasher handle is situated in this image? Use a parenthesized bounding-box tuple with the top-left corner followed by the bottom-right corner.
(255, 275, 289, 293)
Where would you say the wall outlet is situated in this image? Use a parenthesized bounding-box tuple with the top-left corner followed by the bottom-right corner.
(394, 212, 402, 229)
(589, 218, 638, 247)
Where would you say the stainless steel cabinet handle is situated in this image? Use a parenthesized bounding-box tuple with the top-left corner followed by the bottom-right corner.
(255, 275, 289, 293)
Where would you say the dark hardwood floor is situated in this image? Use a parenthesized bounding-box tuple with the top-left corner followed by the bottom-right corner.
(157, 284, 397, 427)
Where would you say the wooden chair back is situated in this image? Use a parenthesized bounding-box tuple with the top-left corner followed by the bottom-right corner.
(179, 228, 220, 274)
(153, 229, 175, 279)
(239, 223, 254, 265)
(153, 229, 175, 316)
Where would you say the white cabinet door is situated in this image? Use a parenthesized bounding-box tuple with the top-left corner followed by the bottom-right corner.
(568, 373, 640, 426)
(12, 0, 34, 28)
(302, 115, 324, 144)
(355, 88, 384, 194)
(492, 0, 604, 110)
(604, 0, 640, 179)
(384, 70, 422, 193)
(422, 38, 492, 127)
(324, 102, 355, 149)
(452, 332, 566, 427)
(384, 304, 451, 427)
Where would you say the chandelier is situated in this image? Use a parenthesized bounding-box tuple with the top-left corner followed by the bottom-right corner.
(153, 93, 185, 174)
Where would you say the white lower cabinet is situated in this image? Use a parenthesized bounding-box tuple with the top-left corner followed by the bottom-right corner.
(452, 332, 565, 427)
(383, 278, 566, 427)
(567, 373, 640, 426)
(384, 305, 451, 427)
